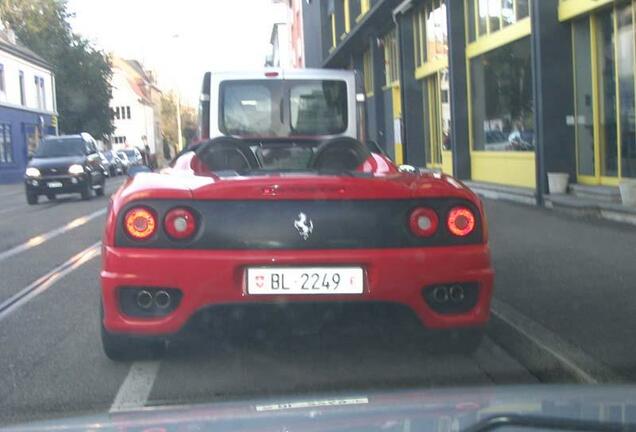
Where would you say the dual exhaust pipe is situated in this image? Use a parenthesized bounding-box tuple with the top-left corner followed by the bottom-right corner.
(136, 289, 172, 310)
(432, 284, 465, 304)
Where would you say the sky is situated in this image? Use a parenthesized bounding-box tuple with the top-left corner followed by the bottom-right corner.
(66, 0, 281, 106)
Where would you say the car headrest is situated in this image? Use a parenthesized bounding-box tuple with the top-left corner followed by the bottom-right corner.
(310, 137, 371, 171)
(195, 137, 260, 171)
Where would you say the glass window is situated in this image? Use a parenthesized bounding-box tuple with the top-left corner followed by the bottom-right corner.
(127, 106, 131, 119)
(467, 0, 476, 42)
(502, 0, 515, 27)
(221, 82, 274, 136)
(597, 10, 618, 177)
(426, 1, 448, 62)
(0, 65, 5, 93)
(478, 0, 488, 36)
(573, 18, 595, 176)
(290, 81, 348, 135)
(34, 137, 86, 158)
(516, 0, 529, 20)
(471, 37, 534, 151)
(19, 71, 25, 106)
(617, 3, 636, 177)
(363, 48, 374, 95)
(0, 124, 11, 163)
(488, 0, 501, 32)
(384, 29, 399, 85)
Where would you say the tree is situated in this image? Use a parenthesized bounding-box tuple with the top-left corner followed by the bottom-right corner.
(0, 0, 114, 138)
(160, 92, 197, 158)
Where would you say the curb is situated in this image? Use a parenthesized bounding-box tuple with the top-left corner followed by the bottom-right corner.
(487, 299, 623, 384)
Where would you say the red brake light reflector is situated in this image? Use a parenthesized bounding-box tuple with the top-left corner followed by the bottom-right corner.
(265, 71, 279, 78)
(409, 208, 439, 237)
(164, 207, 197, 240)
(447, 207, 476, 237)
(124, 207, 157, 240)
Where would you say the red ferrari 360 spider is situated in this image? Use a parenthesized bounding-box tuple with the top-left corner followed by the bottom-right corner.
(100, 69, 493, 360)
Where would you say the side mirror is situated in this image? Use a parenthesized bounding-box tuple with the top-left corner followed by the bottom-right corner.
(127, 165, 152, 177)
(398, 164, 417, 174)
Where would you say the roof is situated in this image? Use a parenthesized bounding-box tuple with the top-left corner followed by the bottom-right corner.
(0, 32, 51, 70)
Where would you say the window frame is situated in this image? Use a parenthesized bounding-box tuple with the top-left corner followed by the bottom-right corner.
(19, 71, 25, 106)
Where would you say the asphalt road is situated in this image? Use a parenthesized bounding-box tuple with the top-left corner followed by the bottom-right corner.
(0, 183, 632, 427)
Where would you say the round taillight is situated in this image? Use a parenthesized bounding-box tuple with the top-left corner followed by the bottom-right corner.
(124, 207, 157, 240)
(164, 207, 197, 240)
(447, 207, 476, 237)
(409, 208, 439, 237)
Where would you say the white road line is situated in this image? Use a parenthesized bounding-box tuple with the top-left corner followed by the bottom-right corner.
(0, 208, 106, 263)
(491, 298, 623, 384)
(110, 361, 161, 413)
(0, 242, 101, 322)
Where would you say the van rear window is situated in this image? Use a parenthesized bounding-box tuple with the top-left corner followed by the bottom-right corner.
(219, 79, 348, 137)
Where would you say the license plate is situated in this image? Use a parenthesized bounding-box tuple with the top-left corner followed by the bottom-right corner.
(47, 181, 63, 188)
(247, 267, 364, 295)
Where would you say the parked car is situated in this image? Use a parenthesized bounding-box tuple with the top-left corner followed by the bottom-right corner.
(99, 152, 111, 177)
(24, 133, 106, 204)
(116, 151, 131, 173)
(118, 148, 143, 167)
(104, 150, 124, 176)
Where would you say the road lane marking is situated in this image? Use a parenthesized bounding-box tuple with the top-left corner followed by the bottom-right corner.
(0, 242, 100, 322)
(491, 298, 622, 384)
(0, 208, 106, 263)
(110, 361, 161, 413)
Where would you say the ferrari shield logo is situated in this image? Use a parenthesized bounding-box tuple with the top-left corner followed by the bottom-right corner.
(294, 212, 313, 240)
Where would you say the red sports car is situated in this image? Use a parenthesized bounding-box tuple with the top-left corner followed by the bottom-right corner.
(100, 135, 493, 359)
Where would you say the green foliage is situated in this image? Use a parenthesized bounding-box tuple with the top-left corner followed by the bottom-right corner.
(0, 0, 114, 138)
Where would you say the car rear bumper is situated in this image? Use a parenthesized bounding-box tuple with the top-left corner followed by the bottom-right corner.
(101, 245, 494, 336)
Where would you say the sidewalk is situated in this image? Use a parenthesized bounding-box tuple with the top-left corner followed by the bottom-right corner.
(464, 180, 636, 226)
(484, 197, 636, 382)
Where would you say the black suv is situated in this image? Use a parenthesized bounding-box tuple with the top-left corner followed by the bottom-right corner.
(24, 134, 106, 204)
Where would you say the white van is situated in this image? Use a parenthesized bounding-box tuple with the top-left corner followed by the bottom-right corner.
(198, 69, 362, 141)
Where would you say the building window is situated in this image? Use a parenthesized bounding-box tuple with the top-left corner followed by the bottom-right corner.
(19, 71, 25, 106)
(114, 107, 120, 120)
(34, 76, 46, 109)
(0, 124, 12, 163)
(470, 36, 534, 151)
(0, 65, 5, 95)
(330, 12, 337, 48)
(467, 0, 529, 42)
(40, 77, 46, 110)
(363, 48, 374, 96)
(126, 106, 131, 119)
(361, 0, 370, 15)
(414, 0, 448, 68)
(383, 29, 399, 86)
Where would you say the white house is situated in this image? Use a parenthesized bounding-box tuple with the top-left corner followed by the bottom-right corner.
(0, 30, 57, 183)
(109, 57, 161, 158)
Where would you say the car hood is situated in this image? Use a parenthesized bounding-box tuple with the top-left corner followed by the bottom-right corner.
(4, 385, 636, 431)
(28, 156, 85, 169)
